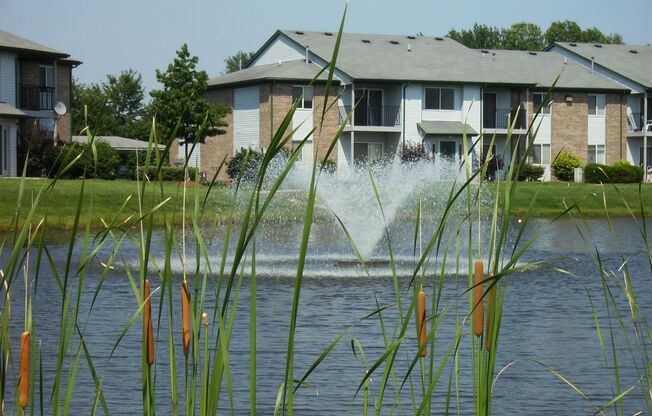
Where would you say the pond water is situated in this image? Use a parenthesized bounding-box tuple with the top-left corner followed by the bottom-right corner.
(2, 216, 651, 415)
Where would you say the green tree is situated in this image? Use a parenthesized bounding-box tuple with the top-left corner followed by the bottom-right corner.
(223, 50, 255, 74)
(501, 22, 544, 51)
(544, 20, 583, 45)
(150, 44, 229, 149)
(582, 27, 624, 44)
(106, 69, 145, 138)
(447, 24, 503, 49)
(71, 79, 115, 136)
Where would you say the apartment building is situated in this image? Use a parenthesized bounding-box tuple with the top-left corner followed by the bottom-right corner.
(180, 30, 631, 181)
(546, 42, 652, 169)
(0, 30, 79, 177)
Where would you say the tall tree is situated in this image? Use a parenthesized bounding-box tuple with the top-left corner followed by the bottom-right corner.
(223, 50, 255, 74)
(447, 24, 502, 49)
(544, 20, 583, 45)
(71, 79, 115, 136)
(106, 69, 145, 137)
(150, 44, 229, 148)
(501, 22, 544, 51)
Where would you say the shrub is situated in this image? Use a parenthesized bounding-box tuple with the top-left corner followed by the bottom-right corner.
(551, 150, 583, 181)
(319, 159, 337, 174)
(613, 159, 631, 168)
(136, 166, 198, 181)
(227, 148, 264, 181)
(584, 163, 643, 183)
(517, 164, 545, 181)
(17, 126, 61, 177)
(399, 143, 430, 163)
(52, 140, 121, 180)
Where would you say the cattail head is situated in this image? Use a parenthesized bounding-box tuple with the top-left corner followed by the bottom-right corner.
(473, 260, 484, 338)
(202, 312, 208, 327)
(181, 281, 191, 356)
(417, 290, 427, 357)
(19, 331, 30, 408)
(144, 279, 155, 366)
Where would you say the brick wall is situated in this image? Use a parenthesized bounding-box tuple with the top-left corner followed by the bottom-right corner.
(312, 84, 340, 164)
(259, 83, 294, 150)
(551, 92, 588, 166)
(605, 93, 626, 163)
(56, 64, 72, 140)
(202, 88, 234, 181)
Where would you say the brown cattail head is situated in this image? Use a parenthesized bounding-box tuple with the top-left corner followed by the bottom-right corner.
(19, 331, 30, 408)
(417, 290, 427, 357)
(473, 260, 484, 338)
(144, 279, 155, 366)
(181, 281, 191, 356)
(485, 278, 496, 351)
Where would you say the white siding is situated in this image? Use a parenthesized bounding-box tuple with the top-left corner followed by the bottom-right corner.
(533, 114, 551, 144)
(292, 108, 313, 164)
(0, 53, 16, 106)
(338, 133, 351, 169)
(588, 115, 606, 144)
(9, 124, 17, 176)
(250, 36, 305, 66)
(462, 86, 481, 135)
(403, 84, 422, 144)
(233, 86, 260, 151)
(422, 109, 461, 122)
(178, 143, 201, 169)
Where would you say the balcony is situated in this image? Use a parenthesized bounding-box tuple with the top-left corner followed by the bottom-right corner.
(484, 108, 527, 130)
(627, 112, 645, 132)
(339, 105, 401, 127)
(20, 84, 54, 111)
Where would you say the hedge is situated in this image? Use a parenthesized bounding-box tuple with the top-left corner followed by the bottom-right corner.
(584, 163, 643, 183)
(517, 164, 545, 181)
(136, 166, 198, 181)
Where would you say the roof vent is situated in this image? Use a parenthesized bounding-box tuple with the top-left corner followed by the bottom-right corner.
(594, 43, 603, 48)
(528, 51, 537, 56)
(434, 36, 444, 41)
(407, 35, 416, 40)
(362, 39, 371, 43)
(390, 40, 399, 45)
(295, 31, 304, 35)
(629, 49, 638, 54)
(324, 32, 333, 36)
(480, 49, 489, 54)
(408, 44, 412, 52)
(569, 42, 577, 47)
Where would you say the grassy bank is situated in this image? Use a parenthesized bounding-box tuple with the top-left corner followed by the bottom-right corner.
(0, 178, 649, 231)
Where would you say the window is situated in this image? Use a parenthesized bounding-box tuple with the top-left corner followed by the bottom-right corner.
(531, 143, 551, 164)
(354, 142, 383, 163)
(588, 94, 605, 115)
(40, 66, 54, 87)
(588, 145, 605, 164)
(292, 86, 313, 109)
(424, 87, 454, 110)
(533, 93, 551, 115)
(292, 140, 303, 162)
(38, 118, 54, 132)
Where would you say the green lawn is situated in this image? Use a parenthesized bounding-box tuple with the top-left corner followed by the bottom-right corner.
(0, 178, 650, 231)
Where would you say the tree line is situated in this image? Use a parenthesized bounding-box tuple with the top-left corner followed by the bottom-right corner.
(447, 20, 623, 51)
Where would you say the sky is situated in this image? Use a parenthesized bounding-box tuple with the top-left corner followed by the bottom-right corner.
(2, 0, 650, 94)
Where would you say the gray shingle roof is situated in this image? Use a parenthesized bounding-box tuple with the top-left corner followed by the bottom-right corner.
(0, 103, 27, 118)
(417, 121, 478, 136)
(72, 136, 165, 151)
(550, 42, 652, 89)
(208, 60, 334, 88)
(0, 30, 69, 58)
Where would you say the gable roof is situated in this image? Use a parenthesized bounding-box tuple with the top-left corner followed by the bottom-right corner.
(0, 30, 70, 59)
(210, 30, 628, 92)
(208, 59, 334, 88)
(548, 42, 652, 89)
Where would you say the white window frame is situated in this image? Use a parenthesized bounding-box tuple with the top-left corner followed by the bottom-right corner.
(588, 94, 605, 116)
(424, 87, 455, 110)
(292, 85, 314, 109)
(531, 143, 551, 165)
(588, 144, 605, 164)
(533, 93, 551, 115)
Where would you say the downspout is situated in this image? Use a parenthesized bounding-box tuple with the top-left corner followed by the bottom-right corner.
(620, 92, 624, 160)
(351, 83, 355, 165)
(402, 82, 409, 152)
(270, 81, 275, 145)
(480, 84, 484, 163)
(644, 91, 649, 181)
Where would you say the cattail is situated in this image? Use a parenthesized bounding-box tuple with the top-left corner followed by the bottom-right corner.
(473, 260, 484, 337)
(19, 331, 30, 408)
(144, 279, 155, 366)
(181, 281, 191, 356)
(417, 290, 427, 357)
(202, 312, 208, 327)
(485, 278, 496, 351)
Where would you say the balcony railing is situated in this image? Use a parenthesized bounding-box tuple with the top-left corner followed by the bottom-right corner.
(339, 105, 401, 127)
(627, 112, 644, 132)
(485, 108, 527, 129)
(19, 84, 54, 111)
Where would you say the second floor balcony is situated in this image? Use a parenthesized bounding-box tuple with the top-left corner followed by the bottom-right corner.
(19, 84, 54, 111)
(484, 108, 527, 130)
(627, 112, 647, 132)
(339, 105, 401, 128)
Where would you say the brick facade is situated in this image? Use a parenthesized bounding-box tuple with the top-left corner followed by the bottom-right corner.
(550, 92, 589, 164)
(259, 83, 294, 150)
(605, 93, 626, 163)
(312, 84, 340, 163)
(200, 88, 234, 181)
